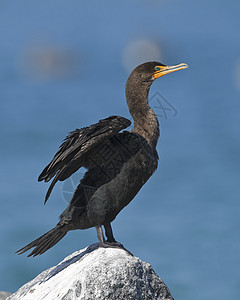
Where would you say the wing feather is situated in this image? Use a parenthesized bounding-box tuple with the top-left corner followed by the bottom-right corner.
(38, 116, 131, 203)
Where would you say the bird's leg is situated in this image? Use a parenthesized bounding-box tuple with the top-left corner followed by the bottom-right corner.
(95, 225, 106, 244)
(95, 223, 133, 256)
(104, 222, 116, 243)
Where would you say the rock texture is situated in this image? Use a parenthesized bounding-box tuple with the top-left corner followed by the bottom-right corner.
(0, 292, 11, 300)
(7, 243, 173, 300)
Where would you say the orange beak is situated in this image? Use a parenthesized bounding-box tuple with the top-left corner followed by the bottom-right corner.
(153, 63, 188, 79)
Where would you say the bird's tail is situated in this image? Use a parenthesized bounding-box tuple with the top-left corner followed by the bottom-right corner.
(16, 225, 68, 257)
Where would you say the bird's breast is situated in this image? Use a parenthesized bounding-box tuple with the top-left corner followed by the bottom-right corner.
(86, 145, 158, 224)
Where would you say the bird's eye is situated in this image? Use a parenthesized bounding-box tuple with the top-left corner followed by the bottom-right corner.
(155, 66, 160, 71)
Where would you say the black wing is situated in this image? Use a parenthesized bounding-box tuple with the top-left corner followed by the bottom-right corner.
(38, 116, 131, 204)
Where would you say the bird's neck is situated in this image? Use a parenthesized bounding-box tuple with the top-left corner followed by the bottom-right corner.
(125, 83, 159, 148)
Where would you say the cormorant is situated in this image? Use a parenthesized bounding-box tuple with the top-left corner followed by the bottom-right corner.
(17, 61, 188, 257)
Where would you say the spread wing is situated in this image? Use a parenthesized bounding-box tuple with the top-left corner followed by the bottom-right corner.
(38, 116, 131, 204)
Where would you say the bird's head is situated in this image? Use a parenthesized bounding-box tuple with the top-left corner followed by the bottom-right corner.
(129, 61, 188, 85)
(125, 61, 188, 118)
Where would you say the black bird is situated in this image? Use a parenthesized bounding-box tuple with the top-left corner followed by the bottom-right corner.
(17, 61, 188, 257)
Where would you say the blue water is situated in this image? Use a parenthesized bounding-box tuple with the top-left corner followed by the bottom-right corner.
(1, 1, 240, 299)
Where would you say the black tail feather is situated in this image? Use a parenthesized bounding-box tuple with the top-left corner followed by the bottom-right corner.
(16, 226, 67, 257)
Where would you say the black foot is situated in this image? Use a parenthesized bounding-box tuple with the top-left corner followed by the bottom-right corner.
(100, 241, 133, 256)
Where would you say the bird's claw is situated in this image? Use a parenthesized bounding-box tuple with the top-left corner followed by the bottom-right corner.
(99, 241, 133, 256)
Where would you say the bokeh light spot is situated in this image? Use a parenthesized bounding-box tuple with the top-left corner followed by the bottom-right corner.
(122, 39, 162, 73)
(233, 58, 240, 91)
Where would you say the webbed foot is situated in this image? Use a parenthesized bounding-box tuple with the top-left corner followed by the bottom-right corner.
(100, 241, 133, 256)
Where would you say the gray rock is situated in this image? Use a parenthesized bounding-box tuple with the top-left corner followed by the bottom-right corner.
(7, 243, 173, 300)
(0, 292, 11, 300)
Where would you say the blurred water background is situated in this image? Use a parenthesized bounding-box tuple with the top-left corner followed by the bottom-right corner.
(0, 0, 240, 299)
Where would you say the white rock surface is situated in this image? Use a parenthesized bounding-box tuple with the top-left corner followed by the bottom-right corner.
(7, 243, 173, 300)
